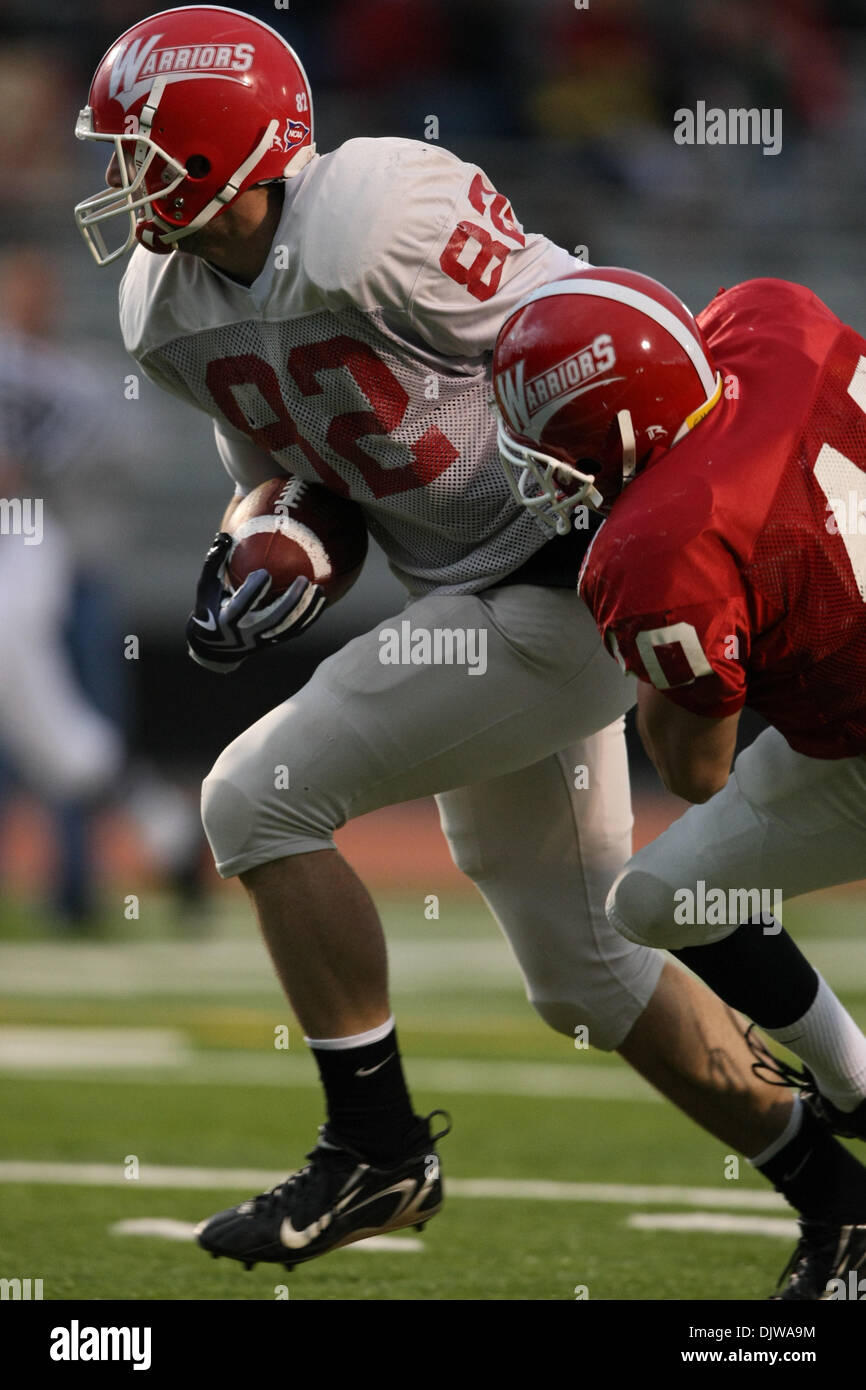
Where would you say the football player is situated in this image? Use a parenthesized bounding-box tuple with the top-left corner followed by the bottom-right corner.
(494, 265, 866, 1298)
(74, 6, 847, 1297)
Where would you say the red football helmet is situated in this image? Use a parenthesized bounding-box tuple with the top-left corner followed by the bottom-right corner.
(493, 266, 722, 528)
(74, 5, 315, 265)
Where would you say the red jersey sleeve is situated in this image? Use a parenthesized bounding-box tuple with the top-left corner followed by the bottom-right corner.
(581, 527, 751, 718)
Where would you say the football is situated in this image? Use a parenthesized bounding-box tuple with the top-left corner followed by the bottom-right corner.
(225, 476, 368, 606)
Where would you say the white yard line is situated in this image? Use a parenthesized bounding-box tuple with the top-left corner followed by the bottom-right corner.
(0, 1160, 786, 1210)
(107, 1218, 423, 1252)
(0, 937, 861, 995)
(0, 941, 517, 996)
(0, 1027, 660, 1100)
(109, 1218, 197, 1242)
(628, 1213, 798, 1238)
(111, 1212, 797, 1245)
(0, 1027, 190, 1069)
(450, 1179, 786, 1210)
(0, 1054, 661, 1100)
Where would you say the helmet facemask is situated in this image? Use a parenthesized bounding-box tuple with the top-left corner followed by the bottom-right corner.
(496, 407, 639, 532)
(74, 119, 188, 265)
(74, 78, 194, 265)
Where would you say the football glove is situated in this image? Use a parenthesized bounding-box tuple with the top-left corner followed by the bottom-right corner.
(186, 531, 327, 673)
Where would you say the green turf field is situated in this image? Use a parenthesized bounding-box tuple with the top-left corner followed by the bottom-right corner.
(0, 884, 863, 1301)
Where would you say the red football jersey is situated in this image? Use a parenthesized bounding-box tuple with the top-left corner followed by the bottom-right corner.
(580, 278, 866, 759)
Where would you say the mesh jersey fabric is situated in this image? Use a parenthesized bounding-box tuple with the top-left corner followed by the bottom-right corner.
(120, 137, 585, 595)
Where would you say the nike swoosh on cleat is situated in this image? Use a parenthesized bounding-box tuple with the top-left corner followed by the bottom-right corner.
(280, 1210, 333, 1250)
(279, 1176, 430, 1251)
(354, 1053, 396, 1078)
(331, 1177, 418, 1228)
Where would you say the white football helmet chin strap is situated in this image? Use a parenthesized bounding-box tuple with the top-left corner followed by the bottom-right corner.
(496, 410, 639, 534)
(152, 118, 283, 248)
(140, 137, 316, 253)
(618, 408, 637, 481)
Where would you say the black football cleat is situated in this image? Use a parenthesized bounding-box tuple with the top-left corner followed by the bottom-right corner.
(196, 1111, 450, 1271)
(745, 1024, 866, 1141)
(771, 1220, 866, 1300)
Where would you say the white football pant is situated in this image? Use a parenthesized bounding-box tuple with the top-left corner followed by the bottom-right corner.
(608, 726, 866, 950)
(202, 584, 664, 1050)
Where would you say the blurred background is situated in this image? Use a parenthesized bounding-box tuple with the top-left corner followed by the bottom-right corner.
(1, 0, 865, 926)
(1, 0, 866, 1305)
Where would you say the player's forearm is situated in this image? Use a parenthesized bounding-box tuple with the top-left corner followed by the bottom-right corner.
(637, 684, 739, 804)
(640, 730, 728, 804)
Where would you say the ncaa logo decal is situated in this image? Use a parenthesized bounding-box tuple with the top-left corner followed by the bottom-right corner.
(272, 118, 310, 153)
(108, 34, 256, 112)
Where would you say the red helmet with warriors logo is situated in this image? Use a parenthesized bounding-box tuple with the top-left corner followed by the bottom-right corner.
(74, 5, 315, 265)
(492, 266, 722, 527)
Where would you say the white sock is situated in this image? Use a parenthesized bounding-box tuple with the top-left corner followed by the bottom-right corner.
(765, 975, 866, 1112)
(747, 1098, 803, 1167)
(304, 1015, 395, 1051)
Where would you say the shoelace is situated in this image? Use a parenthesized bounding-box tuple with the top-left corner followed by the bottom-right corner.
(250, 1177, 304, 1218)
(775, 1240, 811, 1295)
(774, 1233, 808, 1293)
(745, 1023, 866, 1141)
(773, 1220, 835, 1295)
(745, 1023, 815, 1094)
(425, 1109, 452, 1146)
(250, 1138, 357, 1217)
(248, 1109, 452, 1220)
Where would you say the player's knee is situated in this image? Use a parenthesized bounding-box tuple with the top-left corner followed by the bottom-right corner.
(529, 998, 583, 1041)
(201, 732, 336, 877)
(528, 996, 622, 1051)
(201, 747, 256, 873)
(606, 865, 704, 950)
(442, 825, 487, 882)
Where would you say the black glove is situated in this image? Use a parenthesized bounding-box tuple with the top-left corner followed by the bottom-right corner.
(185, 532, 327, 673)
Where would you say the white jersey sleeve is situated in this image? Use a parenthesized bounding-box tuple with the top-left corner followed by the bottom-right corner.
(297, 139, 583, 361)
(406, 162, 582, 359)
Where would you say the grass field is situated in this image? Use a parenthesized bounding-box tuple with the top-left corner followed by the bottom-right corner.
(1, 862, 864, 1303)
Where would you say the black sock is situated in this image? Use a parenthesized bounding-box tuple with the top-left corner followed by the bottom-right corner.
(308, 1024, 419, 1164)
(673, 918, 819, 1028)
(756, 1105, 866, 1222)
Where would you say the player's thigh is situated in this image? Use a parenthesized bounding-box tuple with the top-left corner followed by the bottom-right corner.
(437, 718, 634, 892)
(201, 584, 636, 876)
(317, 583, 637, 801)
(436, 723, 663, 1049)
(608, 727, 866, 948)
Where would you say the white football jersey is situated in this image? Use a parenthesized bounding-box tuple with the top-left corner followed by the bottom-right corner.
(120, 137, 583, 594)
